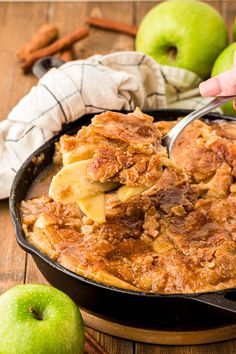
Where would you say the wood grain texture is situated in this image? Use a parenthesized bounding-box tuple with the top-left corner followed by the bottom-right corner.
(135, 340, 236, 354)
(82, 310, 236, 345)
(86, 328, 133, 354)
(0, 2, 49, 295)
(0, 2, 236, 354)
(222, 1, 236, 41)
(82, 1, 134, 57)
(25, 255, 48, 285)
(0, 201, 25, 294)
(0, 3, 49, 119)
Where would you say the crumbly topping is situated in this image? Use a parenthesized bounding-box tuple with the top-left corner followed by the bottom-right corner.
(21, 111, 236, 294)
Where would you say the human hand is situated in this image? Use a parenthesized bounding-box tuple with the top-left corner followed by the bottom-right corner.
(199, 51, 236, 109)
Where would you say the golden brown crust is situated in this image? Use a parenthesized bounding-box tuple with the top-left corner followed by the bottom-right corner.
(20, 112, 236, 293)
(60, 110, 167, 187)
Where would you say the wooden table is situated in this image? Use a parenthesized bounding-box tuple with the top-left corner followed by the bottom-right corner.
(1, 1, 236, 353)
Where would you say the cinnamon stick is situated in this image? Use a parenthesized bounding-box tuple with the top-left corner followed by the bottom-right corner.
(86, 17, 138, 37)
(17, 23, 59, 61)
(84, 331, 108, 354)
(59, 48, 74, 62)
(21, 27, 89, 72)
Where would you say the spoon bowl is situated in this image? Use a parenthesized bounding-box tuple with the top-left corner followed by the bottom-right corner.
(162, 95, 236, 155)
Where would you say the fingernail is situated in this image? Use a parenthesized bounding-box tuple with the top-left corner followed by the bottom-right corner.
(199, 78, 221, 96)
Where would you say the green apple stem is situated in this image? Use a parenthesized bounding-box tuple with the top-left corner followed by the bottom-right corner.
(168, 46, 178, 61)
(29, 306, 43, 320)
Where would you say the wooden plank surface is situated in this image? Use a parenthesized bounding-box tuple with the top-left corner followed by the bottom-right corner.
(135, 341, 236, 354)
(0, 3, 49, 294)
(0, 3, 48, 118)
(0, 1, 236, 354)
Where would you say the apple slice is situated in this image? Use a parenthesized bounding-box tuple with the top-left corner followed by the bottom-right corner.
(49, 160, 117, 203)
(117, 185, 146, 202)
(62, 144, 96, 165)
(78, 193, 105, 224)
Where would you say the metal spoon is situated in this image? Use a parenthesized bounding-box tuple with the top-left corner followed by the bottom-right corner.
(162, 95, 236, 155)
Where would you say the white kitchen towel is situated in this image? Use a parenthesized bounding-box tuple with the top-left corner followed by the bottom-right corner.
(0, 51, 214, 199)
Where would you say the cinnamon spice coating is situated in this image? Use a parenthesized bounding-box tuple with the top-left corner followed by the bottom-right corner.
(20, 112, 236, 294)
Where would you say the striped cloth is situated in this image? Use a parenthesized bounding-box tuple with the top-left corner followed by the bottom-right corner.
(0, 51, 215, 199)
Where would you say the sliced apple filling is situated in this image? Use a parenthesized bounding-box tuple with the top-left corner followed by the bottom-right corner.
(62, 143, 96, 165)
(117, 185, 147, 203)
(49, 160, 119, 223)
(49, 159, 149, 222)
(49, 160, 118, 201)
(77, 193, 106, 224)
(49, 110, 174, 223)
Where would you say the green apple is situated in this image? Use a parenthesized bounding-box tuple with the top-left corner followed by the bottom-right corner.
(0, 284, 84, 354)
(136, 0, 228, 79)
(211, 42, 236, 117)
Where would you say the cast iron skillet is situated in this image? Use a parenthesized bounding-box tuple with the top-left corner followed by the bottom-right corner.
(9, 107, 236, 330)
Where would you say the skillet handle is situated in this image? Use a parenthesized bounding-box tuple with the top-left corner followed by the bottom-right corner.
(32, 56, 65, 79)
(188, 290, 236, 318)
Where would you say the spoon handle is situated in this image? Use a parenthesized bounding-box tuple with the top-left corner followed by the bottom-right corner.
(162, 95, 236, 154)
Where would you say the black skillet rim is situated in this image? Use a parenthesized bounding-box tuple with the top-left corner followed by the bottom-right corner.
(9, 108, 236, 301)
